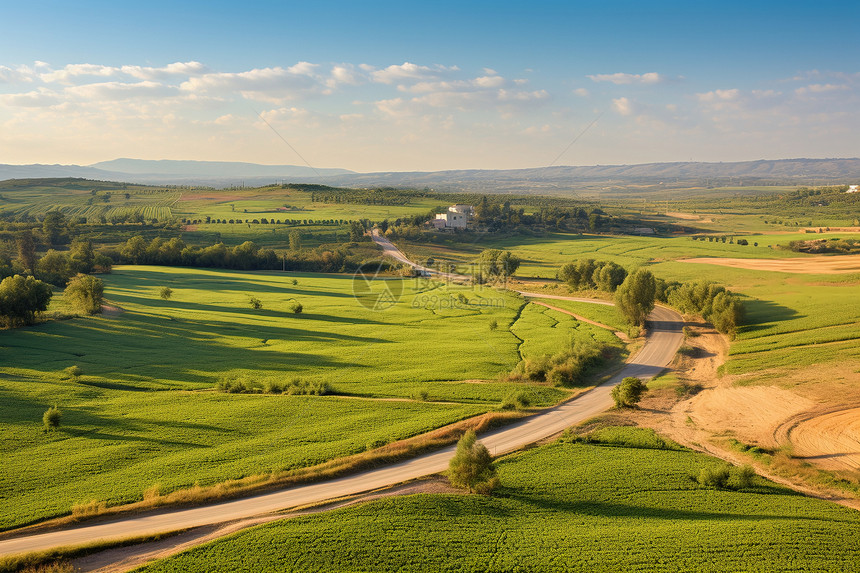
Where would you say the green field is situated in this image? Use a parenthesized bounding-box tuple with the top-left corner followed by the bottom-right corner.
(402, 231, 860, 386)
(0, 266, 618, 530)
(138, 428, 860, 573)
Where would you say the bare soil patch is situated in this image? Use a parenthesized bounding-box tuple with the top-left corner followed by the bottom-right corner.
(99, 304, 124, 318)
(606, 321, 860, 510)
(682, 255, 860, 274)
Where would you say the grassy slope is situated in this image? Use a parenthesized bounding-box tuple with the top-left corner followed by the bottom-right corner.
(138, 428, 860, 573)
(1, 266, 615, 530)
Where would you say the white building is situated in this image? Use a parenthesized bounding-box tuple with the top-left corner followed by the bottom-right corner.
(847, 185, 859, 194)
(433, 204, 473, 229)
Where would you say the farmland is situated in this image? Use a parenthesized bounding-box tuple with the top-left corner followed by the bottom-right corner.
(0, 266, 605, 530)
(138, 428, 860, 573)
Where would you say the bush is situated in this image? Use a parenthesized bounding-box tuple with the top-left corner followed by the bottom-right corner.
(488, 318, 498, 331)
(500, 390, 531, 410)
(248, 296, 263, 310)
(411, 388, 430, 401)
(43, 405, 61, 431)
(514, 341, 605, 388)
(65, 274, 104, 315)
(61, 365, 82, 379)
(159, 287, 173, 300)
(288, 301, 303, 314)
(611, 377, 647, 408)
(697, 464, 755, 489)
(448, 430, 498, 494)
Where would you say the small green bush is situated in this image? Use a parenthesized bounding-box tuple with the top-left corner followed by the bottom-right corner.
(61, 365, 82, 379)
(288, 301, 303, 314)
(412, 388, 430, 401)
(248, 296, 263, 310)
(697, 464, 756, 490)
(488, 318, 498, 331)
(500, 390, 531, 410)
(611, 377, 647, 408)
(159, 286, 173, 300)
(43, 405, 61, 431)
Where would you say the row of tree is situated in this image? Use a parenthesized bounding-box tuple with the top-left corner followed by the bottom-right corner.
(558, 259, 627, 292)
(558, 261, 745, 336)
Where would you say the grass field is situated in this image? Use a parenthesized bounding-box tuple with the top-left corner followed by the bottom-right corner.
(0, 266, 617, 530)
(138, 427, 860, 573)
(403, 231, 860, 387)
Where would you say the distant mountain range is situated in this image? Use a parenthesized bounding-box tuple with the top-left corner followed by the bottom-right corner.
(1, 157, 858, 195)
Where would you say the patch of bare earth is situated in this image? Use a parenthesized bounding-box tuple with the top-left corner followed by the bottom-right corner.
(71, 477, 459, 573)
(100, 304, 124, 318)
(613, 321, 860, 511)
(682, 255, 860, 274)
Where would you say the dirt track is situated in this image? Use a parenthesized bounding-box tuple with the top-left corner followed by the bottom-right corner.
(682, 255, 860, 274)
(777, 407, 860, 471)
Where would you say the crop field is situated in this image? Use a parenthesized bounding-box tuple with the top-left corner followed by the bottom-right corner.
(0, 179, 179, 221)
(0, 266, 614, 529)
(138, 428, 860, 573)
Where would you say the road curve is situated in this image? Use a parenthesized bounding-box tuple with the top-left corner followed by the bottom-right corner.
(0, 252, 683, 557)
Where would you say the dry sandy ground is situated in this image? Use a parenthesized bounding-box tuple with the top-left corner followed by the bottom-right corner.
(627, 322, 860, 510)
(71, 477, 459, 573)
(682, 255, 860, 274)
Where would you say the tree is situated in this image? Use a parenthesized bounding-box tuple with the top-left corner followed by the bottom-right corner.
(42, 211, 67, 245)
(69, 239, 95, 274)
(593, 261, 627, 292)
(159, 287, 173, 300)
(65, 274, 104, 315)
(611, 376, 647, 408)
(348, 220, 365, 242)
(448, 430, 499, 494)
(36, 250, 72, 286)
(0, 274, 53, 327)
(478, 249, 521, 279)
(43, 405, 61, 431)
(615, 269, 656, 326)
(15, 230, 37, 274)
(289, 230, 302, 252)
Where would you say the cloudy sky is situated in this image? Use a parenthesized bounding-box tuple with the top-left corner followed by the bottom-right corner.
(0, 0, 857, 171)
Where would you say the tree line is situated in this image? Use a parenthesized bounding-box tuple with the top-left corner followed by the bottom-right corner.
(558, 258, 745, 337)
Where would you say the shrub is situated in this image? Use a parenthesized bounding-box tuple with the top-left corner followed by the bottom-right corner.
(411, 388, 430, 402)
(248, 296, 263, 310)
(159, 287, 173, 300)
(61, 365, 82, 379)
(43, 405, 61, 431)
(288, 301, 303, 314)
(697, 464, 756, 489)
(448, 430, 498, 494)
(500, 390, 531, 410)
(488, 318, 498, 331)
(611, 377, 647, 408)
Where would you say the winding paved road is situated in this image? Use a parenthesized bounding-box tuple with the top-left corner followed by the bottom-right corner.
(0, 244, 683, 557)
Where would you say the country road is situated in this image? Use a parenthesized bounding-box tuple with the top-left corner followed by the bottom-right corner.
(0, 244, 683, 558)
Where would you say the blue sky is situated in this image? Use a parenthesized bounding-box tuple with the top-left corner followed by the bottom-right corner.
(0, 1, 857, 171)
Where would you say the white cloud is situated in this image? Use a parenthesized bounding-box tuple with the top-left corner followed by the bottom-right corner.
(573, 88, 589, 97)
(696, 89, 740, 102)
(370, 62, 458, 84)
(180, 64, 321, 103)
(612, 97, 633, 116)
(0, 88, 61, 107)
(121, 61, 210, 80)
(41, 63, 119, 84)
(795, 83, 849, 96)
(588, 72, 665, 85)
(0, 65, 35, 83)
(67, 80, 179, 101)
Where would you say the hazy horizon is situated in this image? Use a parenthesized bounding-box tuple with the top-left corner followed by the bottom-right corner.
(1, 1, 857, 172)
